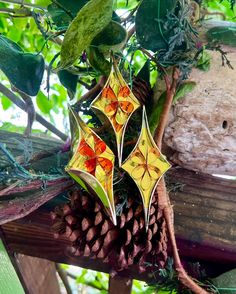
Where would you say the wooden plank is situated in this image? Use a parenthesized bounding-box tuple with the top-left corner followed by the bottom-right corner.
(109, 276, 132, 294)
(16, 255, 61, 294)
(0, 168, 235, 281)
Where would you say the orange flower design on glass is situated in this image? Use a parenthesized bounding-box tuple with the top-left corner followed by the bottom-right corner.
(130, 146, 162, 191)
(101, 85, 134, 133)
(66, 107, 116, 225)
(78, 135, 113, 177)
(91, 64, 140, 165)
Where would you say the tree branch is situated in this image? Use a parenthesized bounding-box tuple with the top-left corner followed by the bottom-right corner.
(74, 76, 107, 107)
(55, 264, 73, 294)
(0, 83, 68, 141)
(0, 0, 46, 10)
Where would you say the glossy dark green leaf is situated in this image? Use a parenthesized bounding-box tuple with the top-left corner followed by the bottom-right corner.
(135, 0, 177, 51)
(60, 0, 113, 68)
(0, 35, 44, 96)
(148, 91, 166, 134)
(137, 60, 150, 83)
(207, 26, 236, 47)
(47, 0, 88, 29)
(58, 69, 78, 99)
(86, 47, 111, 76)
(212, 268, 236, 294)
(92, 21, 127, 53)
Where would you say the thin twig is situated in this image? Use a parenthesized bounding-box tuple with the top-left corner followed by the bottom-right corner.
(55, 264, 73, 294)
(0, 0, 46, 10)
(0, 83, 68, 141)
(13, 89, 36, 137)
(74, 76, 107, 107)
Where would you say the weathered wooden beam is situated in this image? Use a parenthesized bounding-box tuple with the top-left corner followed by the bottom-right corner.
(16, 255, 61, 294)
(1, 168, 235, 281)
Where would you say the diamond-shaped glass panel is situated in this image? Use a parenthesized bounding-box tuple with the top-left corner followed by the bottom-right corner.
(91, 63, 140, 165)
(65, 108, 116, 224)
(121, 107, 171, 228)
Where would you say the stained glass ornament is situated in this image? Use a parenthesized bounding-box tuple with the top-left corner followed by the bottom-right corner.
(65, 107, 117, 225)
(91, 62, 141, 166)
(121, 107, 171, 229)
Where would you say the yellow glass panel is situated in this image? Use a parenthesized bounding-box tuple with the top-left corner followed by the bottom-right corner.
(65, 107, 116, 225)
(91, 62, 141, 165)
(121, 107, 171, 229)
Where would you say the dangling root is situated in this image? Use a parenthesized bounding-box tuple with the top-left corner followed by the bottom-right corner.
(157, 179, 210, 294)
(154, 67, 211, 293)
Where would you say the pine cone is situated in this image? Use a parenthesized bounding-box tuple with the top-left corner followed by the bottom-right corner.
(131, 77, 153, 106)
(51, 190, 168, 273)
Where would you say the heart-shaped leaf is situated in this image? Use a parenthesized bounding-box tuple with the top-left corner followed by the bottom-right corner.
(86, 47, 111, 76)
(0, 35, 45, 96)
(135, 0, 177, 51)
(60, 0, 113, 69)
(92, 21, 127, 53)
(58, 69, 78, 99)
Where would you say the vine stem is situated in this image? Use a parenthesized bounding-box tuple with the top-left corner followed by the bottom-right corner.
(154, 67, 210, 294)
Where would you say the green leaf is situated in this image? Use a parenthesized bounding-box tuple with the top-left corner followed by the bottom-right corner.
(196, 50, 211, 72)
(207, 25, 236, 47)
(0, 122, 43, 134)
(0, 35, 45, 96)
(137, 60, 150, 83)
(135, 0, 177, 51)
(149, 81, 195, 133)
(58, 69, 78, 99)
(148, 91, 166, 134)
(86, 46, 111, 76)
(1, 96, 12, 110)
(173, 81, 196, 104)
(92, 20, 127, 53)
(36, 91, 53, 114)
(47, 0, 89, 29)
(212, 268, 236, 294)
(60, 0, 113, 69)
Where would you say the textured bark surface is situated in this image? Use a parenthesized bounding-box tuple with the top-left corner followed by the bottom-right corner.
(164, 50, 236, 175)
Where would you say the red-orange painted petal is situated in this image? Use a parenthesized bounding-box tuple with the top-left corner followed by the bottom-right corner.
(97, 157, 113, 174)
(118, 86, 130, 98)
(84, 158, 96, 175)
(105, 101, 118, 116)
(111, 117, 123, 132)
(78, 139, 95, 158)
(102, 86, 117, 101)
(93, 136, 107, 155)
(119, 101, 134, 114)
